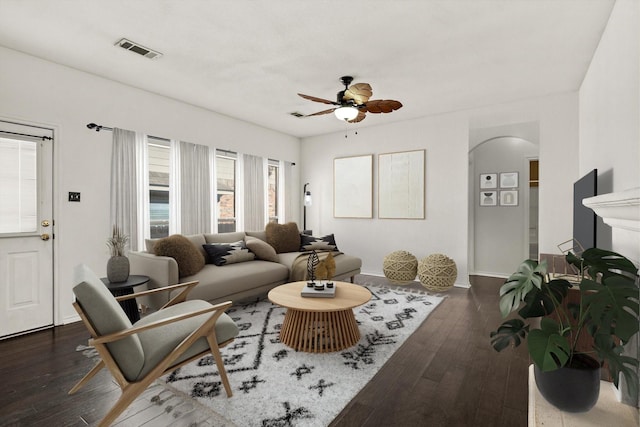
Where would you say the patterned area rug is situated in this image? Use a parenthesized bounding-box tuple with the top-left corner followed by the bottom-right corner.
(164, 283, 445, 427)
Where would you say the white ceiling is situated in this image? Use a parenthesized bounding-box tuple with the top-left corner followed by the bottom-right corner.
(0, 0, 615, 138)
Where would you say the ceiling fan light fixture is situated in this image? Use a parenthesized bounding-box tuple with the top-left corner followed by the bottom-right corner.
(334, 106, 359, 121)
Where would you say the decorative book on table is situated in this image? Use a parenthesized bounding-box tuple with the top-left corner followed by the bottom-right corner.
(301, 281, 336, 298)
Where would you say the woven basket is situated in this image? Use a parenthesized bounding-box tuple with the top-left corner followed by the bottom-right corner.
(383, 250, 418, 284)
(418, 253, 457, 292)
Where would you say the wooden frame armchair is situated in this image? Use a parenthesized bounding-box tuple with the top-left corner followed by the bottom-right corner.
(69, 264, 239, 427)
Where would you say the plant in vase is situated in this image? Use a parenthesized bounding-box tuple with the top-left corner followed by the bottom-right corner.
(106, 225, 130, 283)
(490, 248, 639, 412)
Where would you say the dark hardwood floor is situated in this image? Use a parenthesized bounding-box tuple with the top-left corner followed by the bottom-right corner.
(0, 275, 528, 427)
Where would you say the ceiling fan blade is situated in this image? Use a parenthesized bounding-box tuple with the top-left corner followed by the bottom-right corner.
(348, 110, 367, 123)
(298, 93, 337, 105)
(343, 83, 372, 105)
(305, 107, 337, 117)
(363, 99, 403, 114)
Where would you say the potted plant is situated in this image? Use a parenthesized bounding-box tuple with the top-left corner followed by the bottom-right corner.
(490, 248, 639, 412)
(106, 225, 130, 283)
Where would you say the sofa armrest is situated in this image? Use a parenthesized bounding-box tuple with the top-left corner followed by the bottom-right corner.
(129, 251, 180, 310)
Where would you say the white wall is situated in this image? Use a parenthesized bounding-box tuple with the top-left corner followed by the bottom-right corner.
(580, 0, 639, 195)
(579, 0, 639, 262)
(301, 92, 580, 284)
(0, 46, 300, 325)
(301, 112, 470, 285)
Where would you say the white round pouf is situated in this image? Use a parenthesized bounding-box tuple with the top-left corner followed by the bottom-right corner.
(383, 250, 418, 284)
(418, 254, 457, 292)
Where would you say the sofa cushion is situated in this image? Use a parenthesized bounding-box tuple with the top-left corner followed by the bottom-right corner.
(265, 222, 300, 253)
(204, 232, 247, 244)
(245, 236, 278, 262)
(154, 234, 205, 277)
(245, 230, 267, 242)
(177, 261, 289, 302)
(300, 233, 339, 252)
(202, 240, 255, 266)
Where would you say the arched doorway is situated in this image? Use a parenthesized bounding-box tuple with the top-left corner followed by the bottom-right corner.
(468, 136, 539, 277)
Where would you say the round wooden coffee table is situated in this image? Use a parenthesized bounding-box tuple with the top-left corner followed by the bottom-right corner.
(268, 281, 371, 353)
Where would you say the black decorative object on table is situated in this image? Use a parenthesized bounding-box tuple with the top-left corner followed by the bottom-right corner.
(307, 250, 319, 284)
(100, 275, 149, 323)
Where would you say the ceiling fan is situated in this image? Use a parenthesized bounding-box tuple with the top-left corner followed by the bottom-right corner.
(298, 76, 403, 123)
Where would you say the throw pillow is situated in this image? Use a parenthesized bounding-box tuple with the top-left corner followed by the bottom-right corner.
(300, 233, 339, 252)
(245, 236, 278, 262)
(265, 222, 300, 253)
(202, 240, 255, 266)
(153, 234, 205, 277)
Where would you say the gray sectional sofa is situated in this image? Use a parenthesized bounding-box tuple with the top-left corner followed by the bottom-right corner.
(129, 230, 362, 310)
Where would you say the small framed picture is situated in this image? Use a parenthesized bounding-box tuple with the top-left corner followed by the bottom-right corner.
(500, 172, 519, 188)
(500, 190, 518, 206)
(480, 191, 497, 206)
(480, 173, 497, 189)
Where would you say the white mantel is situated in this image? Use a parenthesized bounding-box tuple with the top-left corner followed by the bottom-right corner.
(583, 187, 640, 233)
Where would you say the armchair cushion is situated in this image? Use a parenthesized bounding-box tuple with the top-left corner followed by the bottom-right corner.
(72, 264, 145, 382)
(135, 300, 239, 380)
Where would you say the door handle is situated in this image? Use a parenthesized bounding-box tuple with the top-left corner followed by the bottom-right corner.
(41, 220, 50, 227)
(41, 233, 50, 241)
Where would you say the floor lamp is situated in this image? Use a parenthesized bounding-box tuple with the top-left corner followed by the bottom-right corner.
(303, 183, 312, 234)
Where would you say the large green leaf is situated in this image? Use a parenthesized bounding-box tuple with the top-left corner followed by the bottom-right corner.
(592, 334, 639, 403)
(581, 276, 640, 342)
(490, 319, 529, 352)
(567, 248, 639, 280)
(527, 318, 571, 371)
(498, 259, 547, 317)
(517, 278, 572, 319)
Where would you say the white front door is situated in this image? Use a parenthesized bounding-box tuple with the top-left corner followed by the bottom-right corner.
(0, 121, 54, 338)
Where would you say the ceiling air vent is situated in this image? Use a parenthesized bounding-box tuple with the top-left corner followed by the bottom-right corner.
(115, 38, 162, 59)
(289, 112, 305, 118)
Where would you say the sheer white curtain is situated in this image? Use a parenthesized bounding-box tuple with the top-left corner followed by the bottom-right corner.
(179, 141, 212, 234)
(242, 153, 265, 231)
(110, 128, 148, 251)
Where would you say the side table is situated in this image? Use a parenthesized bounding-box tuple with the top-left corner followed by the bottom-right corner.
(100, 275, 150, 323)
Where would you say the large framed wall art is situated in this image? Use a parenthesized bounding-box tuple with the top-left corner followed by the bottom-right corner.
(378, 149, 425, 219)
(334, 154, 373, 218)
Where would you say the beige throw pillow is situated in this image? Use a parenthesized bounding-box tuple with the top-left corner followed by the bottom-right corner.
(245, 236, 278, 262)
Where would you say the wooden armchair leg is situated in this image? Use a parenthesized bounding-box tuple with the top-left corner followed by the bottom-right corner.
(208, 337, 233, 397)
(98, 381, 151, 427)
(69, 360, 105, 395)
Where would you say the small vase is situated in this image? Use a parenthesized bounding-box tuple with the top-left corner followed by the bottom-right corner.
(107, 256, 130, 283)
(534, 354, 600, 412)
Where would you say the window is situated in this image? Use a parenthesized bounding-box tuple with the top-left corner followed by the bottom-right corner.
(268, 159, 279, 223)
(216, 150, 236, 232)
(0, 137, 37, 233)
(148, 139, 170, 238)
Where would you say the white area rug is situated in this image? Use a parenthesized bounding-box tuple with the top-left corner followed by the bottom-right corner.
(164, 283, 445, 427)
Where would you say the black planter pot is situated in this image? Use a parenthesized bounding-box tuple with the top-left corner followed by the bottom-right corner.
(534, 354, 601, 413)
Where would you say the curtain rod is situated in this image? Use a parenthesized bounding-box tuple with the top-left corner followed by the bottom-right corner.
(0, 129, 53, 141)
(86, 122, 113, 132)
(86, 123, 169, 142)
